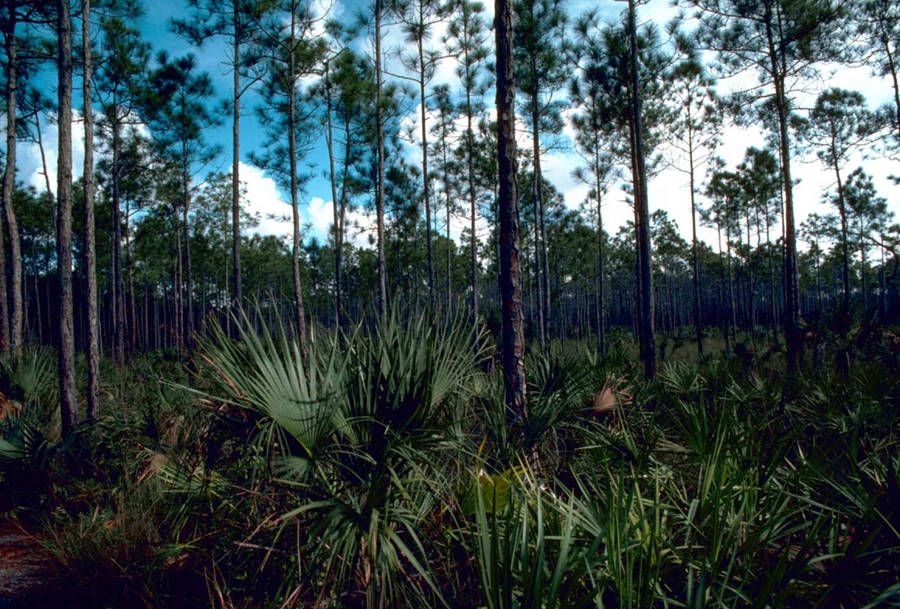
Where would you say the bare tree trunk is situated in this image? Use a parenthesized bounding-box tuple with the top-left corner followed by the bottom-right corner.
(57, 0, 78, 434)
(231, 6, 243, 322)
(2, 10, 22, 356)
(465, 64, 479, 324)
(126, 202, 136, 355)
(324, 62, 342, 327)
(175, 229, 183, 358)
(374, 0, 387, 317)
(530, 91, 549, 346)
(628, 0, 655, 377)
(419, 34, 435, 312)
(766, 1, 800, 369)
(289, 9, 308, 358)
(495, 0, 527, 422)
(687, 133, 703, 355)
(182, 158, 194, 355)
(0, 9, 14, 353)
(594, 155, 606, 354)
(832, 150, 851, 311)
(83, 0, 100, 418)
(112, 114, 125, 367)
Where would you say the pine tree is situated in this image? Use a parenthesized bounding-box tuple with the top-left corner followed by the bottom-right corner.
(689, 0, 844, 368)
(143, 52, 221, 356)
(513, 0, 567, 345)
(172, 0, 271, 320)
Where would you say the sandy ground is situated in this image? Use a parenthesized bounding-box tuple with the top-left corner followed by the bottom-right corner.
(0, 521, 50, 608)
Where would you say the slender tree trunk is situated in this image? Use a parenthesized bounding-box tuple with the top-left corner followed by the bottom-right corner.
(126, 204, 136, 355)
(57, 0, 78, 434)
(112, 115, 125, 367)
(374, 0, 387, 317)
(83, 0, 100, 418)
(766, 1, 800, 369)
(533, 177, 544, 344)
(325, 63, 342, 327)
(727, 221, 737, 344)
(746, 214, 755, 337)
(529, 85, 549, 345)
(438, 111, 452, 316)
(465, 55, 479, 324)
(419, 36, 434, 312)
(766, 219, 778, 344)
(495, 0, 527, 422)
(594, 150, 606, 354)
(0, 9, 14, 353)
(175, 228, 183, 357)
(687, 131, 703, 355)
(288, 11, 308, 358)
(182, 155, 194, 355)
(832, 149, 851, 310)
(232, 9, 243, 321)
(628, 0, 655, 377)
(2, 10, 22, 356)
(716, 218, 730, 353)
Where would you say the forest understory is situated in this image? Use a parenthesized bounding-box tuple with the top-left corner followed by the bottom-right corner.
(1, 310, 899, 609)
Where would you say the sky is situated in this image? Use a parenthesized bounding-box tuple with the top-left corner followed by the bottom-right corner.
(10, 0, 899, 256)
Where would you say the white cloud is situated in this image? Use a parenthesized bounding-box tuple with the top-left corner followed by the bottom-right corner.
(13, 111, 86, 197)
(239, 162, 293, 240)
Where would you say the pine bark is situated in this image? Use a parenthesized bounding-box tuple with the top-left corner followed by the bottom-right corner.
(57, 0, 78, 434)
(374, 0, 387, 317)
(2, 8, 22, 356)
(83, 0, 101, 419)
(288, 8, 308, 357)
(628, 0, 655, 378)
(231, 4, 243, 320)
(495, 0, 527, 422)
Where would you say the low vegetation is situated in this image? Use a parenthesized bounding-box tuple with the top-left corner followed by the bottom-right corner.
(2, 311, 898, 608)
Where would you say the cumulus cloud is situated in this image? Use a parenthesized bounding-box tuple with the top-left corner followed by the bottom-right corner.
(238, 162, 293, 240)
(13, 111, 87, 197)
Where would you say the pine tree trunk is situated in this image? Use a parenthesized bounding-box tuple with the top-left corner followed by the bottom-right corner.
(112, 115, 125, 366)
(0, 9, 14, 353)
(530, 89, 549, 345)
(231, 8, 243, 322)
(289, 9, 308, 358)
(57, 0, 78, 434)
(2, 9, 22, 356)
(83, 0, 101, 418)
(465, 59, 479, 324)
(374, 0, 387, 317)
(765, 1, 800, 369)
(182, 157, 194, 355)
(325, 63, 342, 326)
(688, 134, 703, 355)
(419, 36, 434, 312)
(594, 151, 606, 354)
(629, 0, 655, 377)
(832, 152, 851, 310)
(495, 0, 527, 422)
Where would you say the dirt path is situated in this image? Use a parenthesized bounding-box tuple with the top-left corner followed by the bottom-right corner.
(0, 521, 52, 608)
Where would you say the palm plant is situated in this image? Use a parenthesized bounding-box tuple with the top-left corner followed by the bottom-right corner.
(198, 305, 487, 608)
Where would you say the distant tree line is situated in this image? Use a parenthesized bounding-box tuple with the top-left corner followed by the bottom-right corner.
(0, 0, 898, 421)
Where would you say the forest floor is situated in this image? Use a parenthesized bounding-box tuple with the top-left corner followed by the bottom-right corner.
(0, 520, 50, 608)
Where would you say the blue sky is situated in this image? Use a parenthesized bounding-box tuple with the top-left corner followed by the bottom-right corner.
(11, 0, 899, 252)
